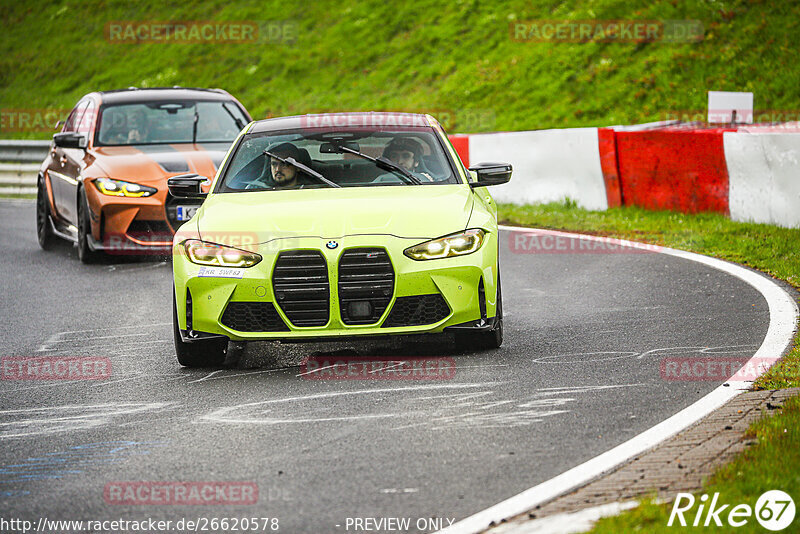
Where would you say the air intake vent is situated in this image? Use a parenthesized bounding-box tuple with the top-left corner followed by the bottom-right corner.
(126, 220, 172, 242)
(272, 250, 330, 327)
(221, 302, 289, 332)
(382, 294, 450, 328)
(338, 248, 395, 325)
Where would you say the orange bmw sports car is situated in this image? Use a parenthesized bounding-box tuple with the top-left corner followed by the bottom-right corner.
(36, 87, 252, 262)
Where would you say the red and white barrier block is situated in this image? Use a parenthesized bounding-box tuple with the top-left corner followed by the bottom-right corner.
(450, 129, 610, 211)
(724, 132, 800, 228)
(450, 123, 800, 228)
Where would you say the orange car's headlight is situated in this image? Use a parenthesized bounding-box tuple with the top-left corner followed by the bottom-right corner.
(93, 178, 156, 198)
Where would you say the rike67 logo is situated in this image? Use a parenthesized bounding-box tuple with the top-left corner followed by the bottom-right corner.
(668, 490, 795, 531)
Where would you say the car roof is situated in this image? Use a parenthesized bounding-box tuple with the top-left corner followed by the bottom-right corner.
(249, 112, 434, 133)
(94, 87, 235, 105)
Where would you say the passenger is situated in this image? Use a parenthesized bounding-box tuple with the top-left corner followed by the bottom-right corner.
(378, 137, 434, 182)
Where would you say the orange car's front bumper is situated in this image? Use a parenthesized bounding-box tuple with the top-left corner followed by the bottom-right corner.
(85, 179, 201, 254)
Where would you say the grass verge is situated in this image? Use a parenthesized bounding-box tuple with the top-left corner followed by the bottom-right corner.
(498, 201, 799, 532)
(2, 1, 799, 136)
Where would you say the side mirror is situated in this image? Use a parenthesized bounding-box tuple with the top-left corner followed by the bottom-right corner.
(168, 174, 208, 198)
(53, 132, 87, 149)
(468, 162, 512, 188)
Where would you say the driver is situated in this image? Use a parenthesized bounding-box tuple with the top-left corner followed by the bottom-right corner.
(126, 109, 150, 143)
(247, 142, 310, 190)
(103, 109, 128, 144)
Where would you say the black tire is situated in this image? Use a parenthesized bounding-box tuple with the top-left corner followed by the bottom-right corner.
(486, 275, 503, 348)
(36, 177, 57, 250)
(77, 188, 103, 264)
(456, 275, 503, 351)
(173, 287, 227, 368)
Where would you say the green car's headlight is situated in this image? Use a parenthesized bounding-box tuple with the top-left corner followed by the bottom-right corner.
(183, 239, 262, 268)
(404, 229, 486, 260)
(93, 178, 157, 198)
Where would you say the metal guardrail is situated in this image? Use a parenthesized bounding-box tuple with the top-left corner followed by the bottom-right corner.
(0, 140, 50, 162)
(0, 140, 49, 195)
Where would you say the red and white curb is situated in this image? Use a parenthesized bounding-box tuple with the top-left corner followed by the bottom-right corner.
(487, 501, 640, 534)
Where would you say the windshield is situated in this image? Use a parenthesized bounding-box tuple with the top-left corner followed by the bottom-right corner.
(95, 100, 247, 146)
(217, 127, 460, 192)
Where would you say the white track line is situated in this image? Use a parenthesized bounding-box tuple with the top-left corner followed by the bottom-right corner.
(438, 226, 798, 534)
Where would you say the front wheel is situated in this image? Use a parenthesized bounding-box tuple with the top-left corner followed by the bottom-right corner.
(456, 275, 503, 350)
(173, 288, 227, 368)
(36, 177, 57, 250)
(77, 188, 103, 264)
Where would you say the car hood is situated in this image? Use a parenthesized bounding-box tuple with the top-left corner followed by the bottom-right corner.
(196, 185, 474, 244)
(90, 142, 231, 184)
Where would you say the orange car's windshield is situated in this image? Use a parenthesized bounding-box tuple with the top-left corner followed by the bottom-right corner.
(95, 101, 247, 146)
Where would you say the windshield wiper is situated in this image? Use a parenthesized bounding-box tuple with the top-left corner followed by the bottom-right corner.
(192, 109, 199, 144)
(263, 150, 341, 188)
(336, 145, 421, 185)
(222, 102, 246, 130)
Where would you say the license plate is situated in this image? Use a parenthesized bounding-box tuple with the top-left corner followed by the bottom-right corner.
(197, 267, 245, 279)
(176, 206, 198, 221)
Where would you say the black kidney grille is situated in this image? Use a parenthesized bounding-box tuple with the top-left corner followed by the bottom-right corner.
(338, 248, 395, 325)
(382, 294, 450, 328)
(221, 302, 289, 332)
(273, 250, 330, 327)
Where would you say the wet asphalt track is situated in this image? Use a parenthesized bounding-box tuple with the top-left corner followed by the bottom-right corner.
(0, 200, 770, 533)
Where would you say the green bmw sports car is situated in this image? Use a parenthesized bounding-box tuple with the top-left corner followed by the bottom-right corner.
(169, 112, 512, 367)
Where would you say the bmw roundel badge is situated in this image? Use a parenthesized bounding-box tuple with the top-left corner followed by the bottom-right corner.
(326, 240, 339, 249)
